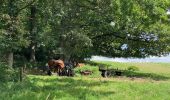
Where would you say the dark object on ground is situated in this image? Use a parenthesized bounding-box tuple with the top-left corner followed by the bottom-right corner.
(101, 70, 111, 77)
(80, 70, 93, 75)
(60, 68, 74, 77)
(115, 70, 122, 76)
(47, 70, 52, 76)
(99, 67, 123, 78)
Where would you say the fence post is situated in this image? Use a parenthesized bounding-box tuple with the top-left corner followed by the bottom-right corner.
(20, 67, 23, 82)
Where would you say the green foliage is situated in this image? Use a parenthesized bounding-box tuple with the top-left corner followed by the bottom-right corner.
(0, 62, 19, 83)
(0, 1, 30, 52)
(0, 63, 11, 82)
(127, 66, 139, 71)
(1, 0, 170, 66)
(90, 0, 170, 57)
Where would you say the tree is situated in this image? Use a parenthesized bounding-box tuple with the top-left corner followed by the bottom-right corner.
(87, 0, 170, 58)
(35, 0, 93, 63)
(1, 0, 170, 66)
(37, 0, 170, 62)
(0, 0, 35, 67)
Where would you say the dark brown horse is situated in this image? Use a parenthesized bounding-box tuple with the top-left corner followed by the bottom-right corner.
(47, 59, 65, 75)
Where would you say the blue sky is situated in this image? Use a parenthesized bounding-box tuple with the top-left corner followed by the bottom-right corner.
(91, 55, 170, 63)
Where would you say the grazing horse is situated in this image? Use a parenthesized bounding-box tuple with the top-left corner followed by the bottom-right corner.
(47, 59, 65, 75)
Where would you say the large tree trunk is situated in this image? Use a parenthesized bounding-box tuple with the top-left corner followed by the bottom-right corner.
(64, 53, 71, 63)
(6, 1, 14, 67)
(29, 5, 37, 62)
(30, 45, 36, 62)
(7, 52, 13, 67)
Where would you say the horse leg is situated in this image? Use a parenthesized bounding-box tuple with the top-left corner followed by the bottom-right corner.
(47, 69, 52, 76)
(55, 67, 58, 76)
(58, 66, 61, 76)
(56, 67, 60, 76)
(47, 66, 52, 76)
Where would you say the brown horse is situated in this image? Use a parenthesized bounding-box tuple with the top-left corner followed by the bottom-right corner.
(47, 59, 65, 75)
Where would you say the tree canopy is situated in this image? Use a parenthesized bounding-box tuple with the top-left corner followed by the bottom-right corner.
(0, 0, 170, 66)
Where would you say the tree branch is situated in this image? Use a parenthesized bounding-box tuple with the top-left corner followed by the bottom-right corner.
(75, 1, 100, 12)
(16, 0, 36, 15)
(91, 32, 151, 43)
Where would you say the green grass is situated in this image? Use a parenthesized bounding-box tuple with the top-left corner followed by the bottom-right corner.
(1, 62, 170, 100)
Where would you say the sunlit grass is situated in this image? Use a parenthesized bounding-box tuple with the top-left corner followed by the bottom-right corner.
(1, 62, 170, 100)
(88, 61, 170, 75)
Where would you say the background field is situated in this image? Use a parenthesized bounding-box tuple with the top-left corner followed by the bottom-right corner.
(1, 62, 170, 100)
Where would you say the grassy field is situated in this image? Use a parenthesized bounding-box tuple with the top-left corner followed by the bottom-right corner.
(1, 62, 170, 100)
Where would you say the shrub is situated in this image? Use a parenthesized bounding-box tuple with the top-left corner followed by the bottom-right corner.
(0, 63, 12, 82)
(127, 66, 139, 71)
(0, 62, 19, 83)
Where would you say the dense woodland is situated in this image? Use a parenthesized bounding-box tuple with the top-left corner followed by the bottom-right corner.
(0, 0, 170, 82)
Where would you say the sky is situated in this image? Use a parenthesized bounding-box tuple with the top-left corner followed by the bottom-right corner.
(91, 55, 170, 63)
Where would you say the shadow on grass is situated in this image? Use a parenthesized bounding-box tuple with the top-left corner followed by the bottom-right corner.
(122, 71, 170, 81)
(24, 76, 115, 99)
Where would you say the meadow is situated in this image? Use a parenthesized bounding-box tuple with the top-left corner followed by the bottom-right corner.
(1, 62, 170, 100)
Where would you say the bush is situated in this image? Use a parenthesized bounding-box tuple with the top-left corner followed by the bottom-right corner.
(127, 66, 139, 71)
(0, 63, 12, 82)
(0, 62, 19, 83)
